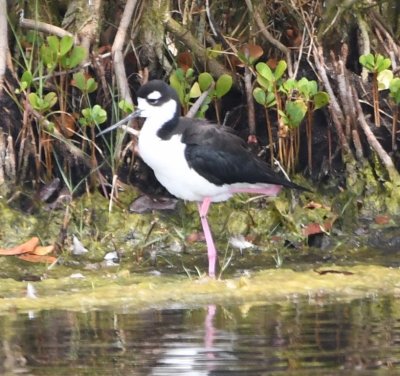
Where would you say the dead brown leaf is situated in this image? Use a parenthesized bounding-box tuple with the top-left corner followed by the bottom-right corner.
(18, 254, 57, 264)
(0, 237, 39, 255)
(32, 245, 55, 256)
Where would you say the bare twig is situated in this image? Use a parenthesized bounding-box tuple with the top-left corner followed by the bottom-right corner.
(245, 0, 293, 77)
(244, 65, 256, 140)
(312, 46, 351, 155)
(353, 87, 400, 183)
(0, 0, 8, 93)
(164, 14, 234, 81)
(186, 83, 215, 119)
(19, 17, 73, 38)
(112, 0, 139, 105)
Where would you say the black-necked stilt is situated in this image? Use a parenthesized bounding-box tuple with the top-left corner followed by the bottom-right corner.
(99, 80, 307, 277)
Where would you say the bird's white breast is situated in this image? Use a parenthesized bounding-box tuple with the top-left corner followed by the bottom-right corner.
(138, 118, 232, 202)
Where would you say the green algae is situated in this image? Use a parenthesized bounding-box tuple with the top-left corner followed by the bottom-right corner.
(0, 265, 399, 314)
(0, 183, 399, 316)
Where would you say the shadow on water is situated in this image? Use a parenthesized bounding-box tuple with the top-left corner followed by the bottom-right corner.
(1, 295, 399, 375)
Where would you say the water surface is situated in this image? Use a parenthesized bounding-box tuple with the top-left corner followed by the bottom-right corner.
(1, 295, 399, 375)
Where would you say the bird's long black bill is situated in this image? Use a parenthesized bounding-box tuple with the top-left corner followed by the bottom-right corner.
(97, 109, 142, 137)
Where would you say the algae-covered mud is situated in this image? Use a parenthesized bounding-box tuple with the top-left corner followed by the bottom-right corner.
(0, 187, 399, 314)
(0, 265, 399, 314)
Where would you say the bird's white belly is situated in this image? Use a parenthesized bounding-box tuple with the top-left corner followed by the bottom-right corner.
(138, 131, 231, 202)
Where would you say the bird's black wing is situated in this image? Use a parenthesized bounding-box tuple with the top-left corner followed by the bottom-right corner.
(181, 120, 306, 190)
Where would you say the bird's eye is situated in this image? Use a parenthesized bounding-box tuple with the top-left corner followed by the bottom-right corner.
(147, 97, 159, 104)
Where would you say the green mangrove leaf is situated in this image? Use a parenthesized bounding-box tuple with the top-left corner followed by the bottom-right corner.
(118, 99, 134, 113)
(86, 78, 98, 93)
(375, 54, 391, 72)
(274, 60, 287, 80)
(256, 75, 271, 91)
(60, 35, 74, 57)
(359, 53, 375, 71)
(72, 72, 86, 92)
(284, 100, 307, 127)
(313, 92, 330, 110)
(389, 77, 400, 104)
(40, 45, 57, 69)
(253, 87, 266, 105)
(81, 105, 107, 126)
(189, 82, 201, 98)
(47, 35, 59, 54)
(62, 46, 86, 69)
(255, 62, 274, 82)
(215, 74, 233, 98)
(198, 72, 213, 91)
(377, 69, 393, 90)
(265, 92, 276, 107)
(280, 78, 297, 94)
(44, 92, 58, 109)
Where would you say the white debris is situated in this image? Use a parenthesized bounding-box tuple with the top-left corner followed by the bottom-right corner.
(229, 235, 255, 251)
(72, 235, 89, 255)
(69, 273, 85, 279)
(26, 283, 37, 299)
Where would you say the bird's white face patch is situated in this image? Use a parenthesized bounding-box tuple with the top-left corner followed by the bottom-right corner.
(137, 97, 177, 123)
(147, 91, 162, 100)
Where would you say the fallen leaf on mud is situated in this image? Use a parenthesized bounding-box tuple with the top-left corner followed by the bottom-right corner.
(32, 245, 55, 255)
(303, 201, 331, 210)
(374, 214, 390, 225)
(18, 254, 57, 263)
(302, 221, 333, 236)
(0, 237, 39, 255)
(0, 237, 56, 263)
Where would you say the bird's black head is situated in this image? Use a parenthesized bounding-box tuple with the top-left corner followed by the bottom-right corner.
(136, 80, 181, 120)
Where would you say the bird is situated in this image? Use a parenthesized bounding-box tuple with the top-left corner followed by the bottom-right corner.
(98, 79, 308, 277)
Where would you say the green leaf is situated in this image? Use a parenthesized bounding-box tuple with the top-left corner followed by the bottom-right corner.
(21, 70, 33, 88)
(86, 78, 98, 93)
(40, 45, 57, 69)
(284, 100, 307, 127)
(375, 54, 391, 72)
(280, 78, 297, 94)
(174, 68, 185, 82)
(185, 68, 194, 79)
(389, 77, 400, 104)
(62, 46, 86, 69)
(189, 82, 201, 98)
(81, 105, 107, 126)
(377, 69, 393, 90)
(265, 92, 276, 107)
(274, 60, 287, 80)
(359, 53, 375, 71)
(72, 72, 86, 92)
(28, 92, 40, 110)
(256, 75, 271, 91)
(47, 35, 59, 54)
(215, 74, 233, 98)
(313, 92, 330, 110)
(118, 100, 134, 113)
(60, 35, 74, 57)
(92, 104, 107, 124)
(256, 62, 274, 82)
(44, 92, 58, 109)
(198, 72, 214, 91)
(253, 87, 266, 105)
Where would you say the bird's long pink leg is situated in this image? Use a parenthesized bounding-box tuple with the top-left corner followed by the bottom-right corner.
(198, 197, 216, 278)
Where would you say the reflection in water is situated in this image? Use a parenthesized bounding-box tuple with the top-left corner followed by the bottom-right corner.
(0, 296, 399, 375)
